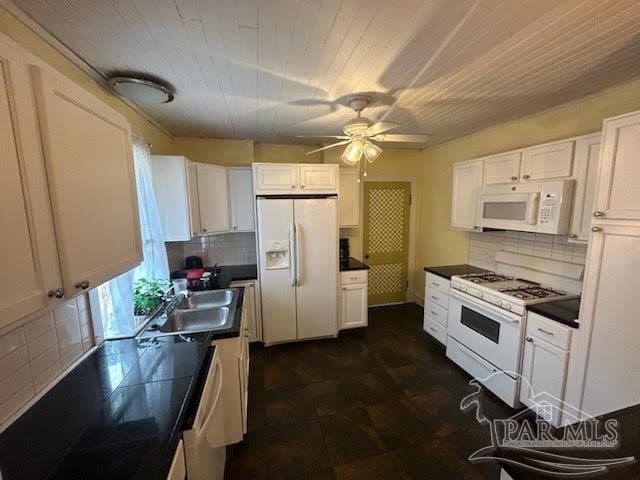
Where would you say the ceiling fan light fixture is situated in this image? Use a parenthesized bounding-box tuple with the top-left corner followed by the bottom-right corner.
(363, 141, 382, 163)
(342, 139, 364, 165)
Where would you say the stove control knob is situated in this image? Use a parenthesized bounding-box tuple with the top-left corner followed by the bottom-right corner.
(477, 292, 483, 299)
(504, 303, 512, 310)
(496, 300, 503, 307)
(461, 287, 467, 292)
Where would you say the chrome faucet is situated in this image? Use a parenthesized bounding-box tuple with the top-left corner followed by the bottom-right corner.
(164, 293, 186, 317)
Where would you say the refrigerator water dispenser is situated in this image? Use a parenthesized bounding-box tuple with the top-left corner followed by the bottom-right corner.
(264, 240, 290, 269)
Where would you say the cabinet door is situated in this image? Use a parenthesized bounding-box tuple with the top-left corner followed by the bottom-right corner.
(579, 223, 640, 417)
(253, 164, 298, 193)
(32, 66, 141, 296)
(187, 161, 201, 236)
(340, 283, 367, 329)
(0, 41, 61, 327)
(521, 140, 574, 181)
(228, 168, 255, 231)
(451, 160, 483, 230)
(196, 163, 229, 234)
(594, 112, 640, 220)
(339, 169, 360, 227)
(483, 152, 521, 184)
(299, 164, 338, 193)
(231, 281, 259, 342)
(569, 135, 601, 242)
(520, 336, 568, 426)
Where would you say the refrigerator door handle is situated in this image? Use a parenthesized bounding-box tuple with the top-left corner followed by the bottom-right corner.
(289, 223, 296, 287)
(295, 222, 302, 286)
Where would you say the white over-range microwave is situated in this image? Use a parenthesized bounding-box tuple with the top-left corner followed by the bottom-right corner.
(476, 180, 574, 234)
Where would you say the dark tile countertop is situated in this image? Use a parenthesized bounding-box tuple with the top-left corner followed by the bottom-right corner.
(340, 257, 370, 271)
(171, 263, 257, 288)
(527, 298, 581, 329)
(0, 287, 247, 480)
(424, 264, 489, 280)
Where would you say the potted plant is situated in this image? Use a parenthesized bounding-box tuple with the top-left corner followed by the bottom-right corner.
(133, 278, 170, 326)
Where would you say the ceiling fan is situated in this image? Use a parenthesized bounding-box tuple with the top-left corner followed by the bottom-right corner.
(297, 95, 429, 166)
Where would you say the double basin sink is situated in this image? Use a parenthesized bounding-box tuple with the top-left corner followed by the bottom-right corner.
(141, 289, 238, 337)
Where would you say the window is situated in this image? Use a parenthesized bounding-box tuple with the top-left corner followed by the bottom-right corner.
(94, 137, 169, 339)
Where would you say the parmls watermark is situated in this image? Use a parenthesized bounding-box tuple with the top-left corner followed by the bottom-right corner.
(460, 373, 636, 476)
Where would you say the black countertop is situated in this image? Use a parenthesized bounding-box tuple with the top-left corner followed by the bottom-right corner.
(340, 257, 370, 271)
(0, 287, 246, 480)
(424, 264, 489, 280)
(171, 264, 257, 288)
(527, 298, 581, 328)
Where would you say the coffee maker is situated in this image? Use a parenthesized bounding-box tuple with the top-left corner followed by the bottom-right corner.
(339, 238, 350, 262)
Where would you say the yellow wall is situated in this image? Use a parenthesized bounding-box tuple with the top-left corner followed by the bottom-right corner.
(416, 78, 640, 298)
(254, 143, 322, 164)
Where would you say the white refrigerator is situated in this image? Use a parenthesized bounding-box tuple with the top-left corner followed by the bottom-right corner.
(257, 196, 338, 345)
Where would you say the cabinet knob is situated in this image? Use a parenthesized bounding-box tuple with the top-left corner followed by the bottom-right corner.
(591, 226, 602, 232)
(301, 185, 305, 189)
(568, 233, 578, 239)
(291, 185, 295, 189)
(593, 211, 605, 217)
(48, 288, 64, 298)
(75, 280, 90, 290)
(523, 174, 530, 179)
(511, 176, 518, 181)
(525, 337, 533, 343)
(202, 228, 207, 232)
(232, 225, 238, 230)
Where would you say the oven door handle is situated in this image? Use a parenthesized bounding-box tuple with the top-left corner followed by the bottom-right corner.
(450, 289, 521, 324)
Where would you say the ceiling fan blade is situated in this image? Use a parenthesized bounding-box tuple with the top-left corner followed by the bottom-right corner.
(363, 121, 399, 136)
(371, 134, 430, 143)
(305, 140, 352, 155)
(296, 134, 350, 139)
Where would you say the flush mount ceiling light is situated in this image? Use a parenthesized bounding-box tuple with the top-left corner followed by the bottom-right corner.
(298, 95, 429, 173)
(107, 76, 175, 104)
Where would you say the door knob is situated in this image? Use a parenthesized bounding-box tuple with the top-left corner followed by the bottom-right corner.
(591, 226, 602, 232)
(48, 288, 64, 298)
(593, 211, 605, 217)
(75, 280, 90, 290)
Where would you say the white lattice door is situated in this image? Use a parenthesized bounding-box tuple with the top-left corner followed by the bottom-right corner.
(363, 182, 410, 305)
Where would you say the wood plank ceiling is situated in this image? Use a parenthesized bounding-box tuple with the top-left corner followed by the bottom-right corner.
(12, 0, 640, 145)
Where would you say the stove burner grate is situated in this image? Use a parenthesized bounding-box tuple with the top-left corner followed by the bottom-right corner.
(499, 286, 566, 299)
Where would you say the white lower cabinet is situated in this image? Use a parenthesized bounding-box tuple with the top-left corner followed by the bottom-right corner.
(520, 312, 572, 427)
(423, 272, 450, 345)
(230, 280, 262, 342)
(340, 270, 368, 329)
(167, 440, 187, 480)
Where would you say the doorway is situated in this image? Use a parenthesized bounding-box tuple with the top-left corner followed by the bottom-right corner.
(363, 182, 411, 306)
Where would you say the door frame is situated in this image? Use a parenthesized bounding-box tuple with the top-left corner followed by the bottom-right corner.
(361, 174, 418, 304)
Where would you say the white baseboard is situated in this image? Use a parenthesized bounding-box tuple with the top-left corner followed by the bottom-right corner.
(414, 293, 425, 307)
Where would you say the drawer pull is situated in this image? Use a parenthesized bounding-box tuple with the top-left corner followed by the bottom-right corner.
(431, 295, 439, 301)
(432, 282, 440, 287)
(430, 310, 438, 316)
(537, 328, 554, 336)
(459, 347, 497, 373)
(429, 327, 438, 333)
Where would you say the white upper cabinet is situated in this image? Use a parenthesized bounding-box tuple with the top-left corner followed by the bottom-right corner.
(521, 140, 574, 182)
(483, 152, 521, 184)
(569, 134, 601, 242)
(228, 168, 255, 232)
(197, 164, 230, 234)
(0, 39, 62, 327)
(299, 164, 339, 193)
(451, 159, 484, 231)
(253, 163, 338, 195)
(253, 163, 299, 193)
(151, 156, 201, 241)
(32, 65, 141, 296)
(339, 169, 360, 227)
(594, 111, 640, 220)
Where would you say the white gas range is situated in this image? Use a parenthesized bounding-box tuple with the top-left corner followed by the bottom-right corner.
(445, 255, 582, 408)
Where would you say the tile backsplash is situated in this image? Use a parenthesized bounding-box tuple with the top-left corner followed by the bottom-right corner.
(166, 232, 257, 271)
(468, 231, 588, 272)
(0, 295, 94, 428)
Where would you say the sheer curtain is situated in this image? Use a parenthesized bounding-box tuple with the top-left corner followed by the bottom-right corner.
(98, 137, 169, 338)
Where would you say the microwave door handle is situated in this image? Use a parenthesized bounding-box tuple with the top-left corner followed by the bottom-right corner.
(289, 223, 296, 287)
(526, 192, 540, 225)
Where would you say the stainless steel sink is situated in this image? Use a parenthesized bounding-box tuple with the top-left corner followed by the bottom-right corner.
(176, 289, 235, 310)
(159, 307, 231, 333)
(139, 288, 239, 337)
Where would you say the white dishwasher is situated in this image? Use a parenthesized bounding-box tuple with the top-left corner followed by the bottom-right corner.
(183, 348, 226, 480)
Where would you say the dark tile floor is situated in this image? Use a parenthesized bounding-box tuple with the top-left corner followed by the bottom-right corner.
(225, 303, 515, 480)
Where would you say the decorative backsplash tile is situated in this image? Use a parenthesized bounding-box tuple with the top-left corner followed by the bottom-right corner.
(166, 232, 257, 271)
(468, 231, 588, 272)
(0, 295, 94, 429)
